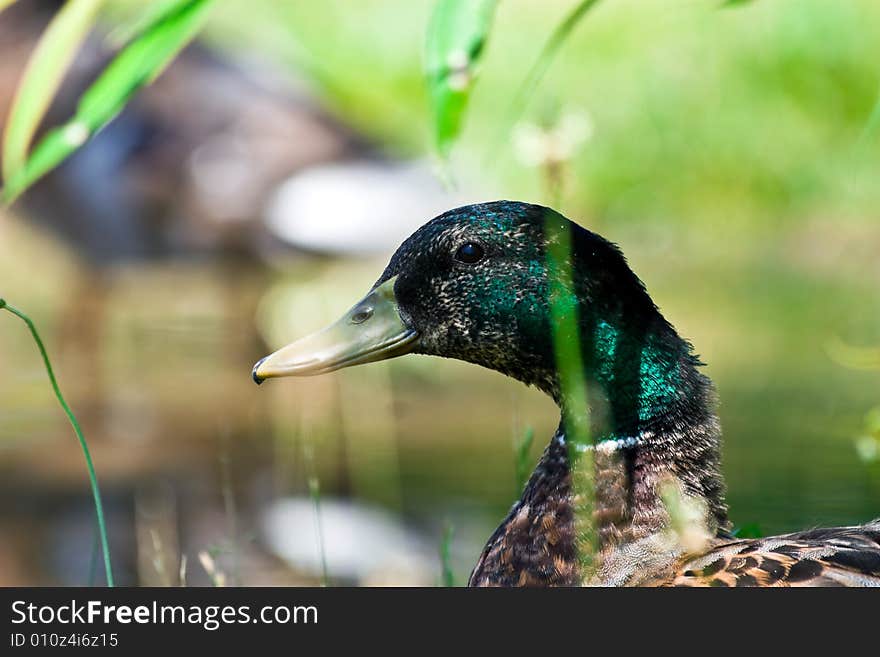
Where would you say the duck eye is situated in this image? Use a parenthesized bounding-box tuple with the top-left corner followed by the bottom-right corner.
(454, 242, 485, 264)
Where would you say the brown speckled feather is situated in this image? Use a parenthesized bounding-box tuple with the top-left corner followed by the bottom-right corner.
(663, 521, 880, 587)
(469, 430, 880, 587)
(469, 434, 579, 586)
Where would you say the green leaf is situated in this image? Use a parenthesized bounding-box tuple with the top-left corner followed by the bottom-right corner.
(2, 0, 104, 183)
(104, 0, 194, 48)
(2, 0, 214, 204)
(425, 0, 498, 158)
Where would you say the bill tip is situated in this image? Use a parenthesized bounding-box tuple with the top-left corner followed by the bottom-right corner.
(252, 357, 267, 385)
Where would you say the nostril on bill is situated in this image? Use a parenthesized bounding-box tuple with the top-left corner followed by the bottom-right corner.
(350, 305, 374, 324)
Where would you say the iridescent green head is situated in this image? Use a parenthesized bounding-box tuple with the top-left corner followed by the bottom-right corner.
(254, 201, 709, 433)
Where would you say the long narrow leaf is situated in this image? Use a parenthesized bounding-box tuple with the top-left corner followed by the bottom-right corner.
(488, 0, 602, 160)
(515, 0, 603, 111)
(507, 0, 599, 140)
(105, 0, 194, 48)
(425, 0, 498, 158)
(544, 212, 597, 577)
(2, 0, 214, 204)
(2, 0, 104, 182)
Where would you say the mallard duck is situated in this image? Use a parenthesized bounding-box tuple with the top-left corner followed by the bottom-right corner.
(253, 201, 880, 587)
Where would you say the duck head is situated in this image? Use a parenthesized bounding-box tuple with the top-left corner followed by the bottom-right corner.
(254, 201, 729, 543)
(253, 200, 701, 431)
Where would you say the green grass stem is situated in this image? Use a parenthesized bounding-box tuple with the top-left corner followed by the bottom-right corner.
(439, 520, 456, 587)
(0, 298, 114, 586)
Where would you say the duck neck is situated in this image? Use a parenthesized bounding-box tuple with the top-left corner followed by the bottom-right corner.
(546, 314, 729, 544)
(469, 304, 729, 587)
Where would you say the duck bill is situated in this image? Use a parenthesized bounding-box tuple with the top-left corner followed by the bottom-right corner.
(252, 276, 417, 383)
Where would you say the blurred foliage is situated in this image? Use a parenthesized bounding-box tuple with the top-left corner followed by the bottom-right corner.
(2, 0, 214, 203)
(498, 0, 603, 156)
(855, 407, 880, 465)
(205, 0, 880, 231)
(439, 520, 455, 586)
(2, 0, 103, 183)
(425, 0, 497, 158)
(827, 336, 880, 372)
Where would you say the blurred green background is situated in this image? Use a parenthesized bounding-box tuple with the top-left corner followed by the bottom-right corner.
(0, 0, 878, 585)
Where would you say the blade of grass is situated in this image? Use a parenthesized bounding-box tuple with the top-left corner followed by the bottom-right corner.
(0, 298, 114, 586)
(544, 213, 597, 576)
(545, 218, 590, 449)
(0, 0, 20, 14)
(1, 0, 214, 204)
(2, 0, 104, 182)
(197, 550, 226, 587)
(425, 0, 498, 159)
(517, 0, 603, 110)
(218, 429, 239, 586)
(303, 442, 328, 586)
(488, 0, 603, 160)
(439, 520, 455, 587)
(307, 474, 329, 587)
(104, 0, 186, 46)
(87, 524, 99, 585)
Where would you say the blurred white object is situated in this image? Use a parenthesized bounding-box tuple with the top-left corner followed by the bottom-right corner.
(262, 497, 437, 585)
(513, 110, 593, 168)
(264, 160, 473, 255)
